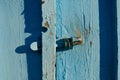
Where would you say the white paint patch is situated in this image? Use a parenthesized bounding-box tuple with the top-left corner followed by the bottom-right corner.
(30, 42, 38, 51)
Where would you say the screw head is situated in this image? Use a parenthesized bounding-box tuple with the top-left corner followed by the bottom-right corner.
(30, 42, 38, 51)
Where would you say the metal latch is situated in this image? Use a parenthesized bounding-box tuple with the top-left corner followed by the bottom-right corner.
(56, 37, 82, 51)
(30, 37, 82, 52)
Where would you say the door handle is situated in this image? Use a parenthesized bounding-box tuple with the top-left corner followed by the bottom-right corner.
(30, 37, 82, 52)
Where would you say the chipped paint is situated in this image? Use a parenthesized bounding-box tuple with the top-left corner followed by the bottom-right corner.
(42, 0, 56, 80)
(50, 31, 53, 35)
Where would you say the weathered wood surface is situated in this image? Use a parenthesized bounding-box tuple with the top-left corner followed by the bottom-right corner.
(117, 0, 120, 79)
(56, 0, 100, 80)
(42, 0, 56, 80)
(0, 0, 42, 80)
(0, 0, 28, 80)
(1, 0, 119, 80)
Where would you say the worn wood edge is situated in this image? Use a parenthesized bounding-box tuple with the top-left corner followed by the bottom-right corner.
(42, 0, 56, 80)
(117, 0, 120, 79)
(91, 0, 100, 79)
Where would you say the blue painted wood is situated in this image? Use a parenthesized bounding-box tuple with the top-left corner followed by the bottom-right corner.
(0, 0, 28, 80)
(0, 0, 42, 80)
(99, 0, 118, 80)
(0, 0, 118, 80)
(117, 0, 120, 79)
(56, 0, 100, 80)
(42, 0, 56, 80)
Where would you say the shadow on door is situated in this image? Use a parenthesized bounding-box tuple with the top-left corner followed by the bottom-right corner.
(15, 0, 42, 80)
(99, 0, 118, 80)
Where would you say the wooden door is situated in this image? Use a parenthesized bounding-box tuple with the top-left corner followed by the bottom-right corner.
(42, 0, 100, 80)
(0, 0, 119, 80)
(54, 0, 118, 80)
(0, 0, 42, 80)
(55, 0, 100, 80)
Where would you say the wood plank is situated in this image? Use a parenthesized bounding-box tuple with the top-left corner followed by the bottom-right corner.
(42, 0, 56, 80)
(0, 0, 28, 80)
(117, 0, 120, 79)
(56, 0, 100, 80)
(99, 0, 118, 79)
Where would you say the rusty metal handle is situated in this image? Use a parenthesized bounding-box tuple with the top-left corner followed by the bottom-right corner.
(30, 37, 82, 52)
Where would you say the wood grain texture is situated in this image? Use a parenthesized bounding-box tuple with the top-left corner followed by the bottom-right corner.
(117, 0, 120, 79)
(42, 0, 56, 80)
(56, 0, 100, 80)
(0, 0, 28, 80)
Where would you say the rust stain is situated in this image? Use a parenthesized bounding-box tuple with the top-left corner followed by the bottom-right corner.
(75, 31, 79, 37)
(50, 31, 53, 35)
(75, 30, 81, 38)
(74, 27, 83, 45)
(77, 38, 83, 44)
(45, 21, 50, 28)
(73, 38, 83, 45)
(90, 41, 92, 47)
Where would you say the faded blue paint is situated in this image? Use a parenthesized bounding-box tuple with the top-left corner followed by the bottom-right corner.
(117, 0, 120, 79)
(0, 0, 42, 80)
(0, 0, 119, 80)
(56, 0, 100, 80)
(0, 0, 28, 80)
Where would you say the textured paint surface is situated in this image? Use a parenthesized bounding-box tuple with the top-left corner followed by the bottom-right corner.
(42, 0, 56, 80)
(56, 0, 100, 80)
(1, 0, 118, 80)
(0, 0, 28, 80)
(0, 0, 42, 80)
